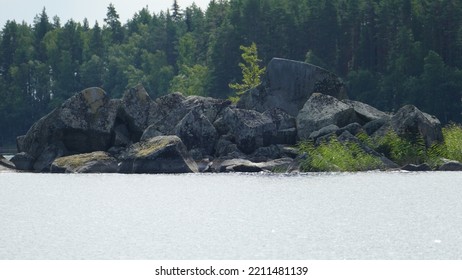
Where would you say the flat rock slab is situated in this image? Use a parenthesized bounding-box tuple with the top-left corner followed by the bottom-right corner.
(118, 135, 199, 174)
(0, 155, 16, 172)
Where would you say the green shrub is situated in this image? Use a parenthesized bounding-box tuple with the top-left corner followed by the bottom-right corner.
(298, 137, 383, 172)
(359, 125, 462, 167)
(441, 124, 462, 162)
(373, 131, 427, 165)
(297, 124, 462, 172)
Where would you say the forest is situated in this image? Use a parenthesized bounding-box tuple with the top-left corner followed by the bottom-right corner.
(1, 0, 462, 146)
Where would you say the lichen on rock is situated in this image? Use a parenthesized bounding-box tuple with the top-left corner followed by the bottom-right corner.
(118, 135, 199, 173)
(51, 151, 118, 173)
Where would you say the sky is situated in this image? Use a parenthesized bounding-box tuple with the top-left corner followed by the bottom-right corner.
(0, 0, 211, 27)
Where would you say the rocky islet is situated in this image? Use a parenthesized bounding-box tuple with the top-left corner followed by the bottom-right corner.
(6, 58, 457, 173)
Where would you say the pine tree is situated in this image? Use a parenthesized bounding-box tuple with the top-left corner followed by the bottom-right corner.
(172, 0, 183, 21)
(229, 42, 265, 102)
(104, 3, 124, 43)
(33, 7, 52, 61)
(89, 21, 104, 58)
(165, 11, 178, 68)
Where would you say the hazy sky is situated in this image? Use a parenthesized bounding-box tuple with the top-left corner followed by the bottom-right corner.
(0, 0, 211, 27)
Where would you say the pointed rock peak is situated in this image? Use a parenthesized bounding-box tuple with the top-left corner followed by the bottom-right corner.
(123, 84, 152, 102)
(80, 87, 108, 114)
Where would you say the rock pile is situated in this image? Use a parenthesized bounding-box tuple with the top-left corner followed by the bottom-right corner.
(7, 58, 455, 173)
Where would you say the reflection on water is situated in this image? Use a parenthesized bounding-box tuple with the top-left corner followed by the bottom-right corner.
(1, 172, 462, 259)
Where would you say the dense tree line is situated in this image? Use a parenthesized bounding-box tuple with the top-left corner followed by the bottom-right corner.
(1, 0, 462, 146)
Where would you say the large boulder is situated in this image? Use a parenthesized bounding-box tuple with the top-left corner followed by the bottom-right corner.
(149, 93, 230, 136)
(145, 94, 229, 157)
(118, 85, 157, 141)
(174, 110, 219, 159)
(33, 142, 68, 172)
(118, 135, 198, 173)
(113, 123, 131, 147)
(296, 93, 357, 139)
(140, 125, 164, 142)
(337, 123, 363, 137)
(17, 87, 119, 171)
(238, 58, 347, 117)
(214, 135, 246, 159)
(390, 105, 443, 147)
(250, 145, 284, 162)
(263, 108, 297, 145)
(10, 152, 34, 171)
(182, 95, 231, 124)
(148, 93, 187, 134)
(364, 118, 389, 136)
(149, 93, 188, 135)
(342, 100, 391, 123)
(222, 107, 277, 154)
(51, 151, 118, 173)
(58, 88, 119, 147)
(309, 124, 339, 140)
(16, 135, 26, 153)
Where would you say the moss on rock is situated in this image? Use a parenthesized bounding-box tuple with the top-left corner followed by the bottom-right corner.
(135, 137, 176, 158)
(52, 151, 117, 173)
(119, 135, 199, 173)
(81, 87, 107, 114)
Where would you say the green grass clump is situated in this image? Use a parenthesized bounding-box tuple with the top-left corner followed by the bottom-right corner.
(297, 124, 462, 172)
(298, 137, 383, 172)
(441, 124, 462, 162)
(373, 131, 427, 165)
(358, 124, 462, 167)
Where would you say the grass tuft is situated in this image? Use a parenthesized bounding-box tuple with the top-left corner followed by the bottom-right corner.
(297, 137, 383, 172)
(297, 124, 462, 172)
(441, 124, 462, 162)
(373, 131, 426, 165)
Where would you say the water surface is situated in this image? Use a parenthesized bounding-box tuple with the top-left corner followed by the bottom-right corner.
(1, 172, 461, 259)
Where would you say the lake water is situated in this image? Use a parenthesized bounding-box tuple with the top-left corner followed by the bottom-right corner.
(1, 172, 461, 260)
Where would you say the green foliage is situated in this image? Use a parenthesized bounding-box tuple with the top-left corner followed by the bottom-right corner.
(440, 124, 462, 162)
(229, 42, 266, 102)
(358, 125, 462, 168)
(104, 3, 124, 43)
(140, 50, 175, 97)
(346, 70, 379, 104)
(377, 131, 427, 165)
(299, 125, 462, 172)
(2, 0, 462, 145)
(80, 55, 104, 88)
(170, 64, 210, 96)
(305, 50, 328, 70)
(177, 33, 198, 69)
(172, 0, 183, 21)
(298, 137, 383, 172)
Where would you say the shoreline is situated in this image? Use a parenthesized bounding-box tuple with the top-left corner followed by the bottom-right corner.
(0, 168, 460, 175)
